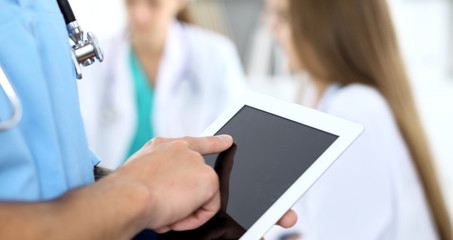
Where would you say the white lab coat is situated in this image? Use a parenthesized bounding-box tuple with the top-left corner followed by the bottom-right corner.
(78, 21, 246, 169)
(265, 83, 438, 240)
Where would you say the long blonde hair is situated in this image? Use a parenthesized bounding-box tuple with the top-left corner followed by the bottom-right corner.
(288, 0, 451, 239)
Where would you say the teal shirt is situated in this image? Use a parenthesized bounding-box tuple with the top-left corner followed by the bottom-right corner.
(126, 51, 156, 161)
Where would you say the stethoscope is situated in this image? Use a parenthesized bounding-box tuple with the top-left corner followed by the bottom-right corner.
(57, 0, 104, 79)
(0, 0, 103, 131)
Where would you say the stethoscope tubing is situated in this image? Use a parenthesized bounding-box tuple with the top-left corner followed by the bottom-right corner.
(0, 66, 22, 130)
(56, 0, 76, 25)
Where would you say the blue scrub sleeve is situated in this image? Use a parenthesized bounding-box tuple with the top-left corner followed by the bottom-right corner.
(0, 0, 97, 201)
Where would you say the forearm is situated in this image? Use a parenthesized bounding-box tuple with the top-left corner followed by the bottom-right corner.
(0, 177, 151, 240)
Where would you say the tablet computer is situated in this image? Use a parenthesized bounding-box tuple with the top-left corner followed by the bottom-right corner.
(158, 91, 363, 240)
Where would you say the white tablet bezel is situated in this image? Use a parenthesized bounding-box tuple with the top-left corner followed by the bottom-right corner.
(200, 90, 364, 240)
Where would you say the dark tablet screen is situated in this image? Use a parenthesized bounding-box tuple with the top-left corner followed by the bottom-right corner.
(158, 106, 338, 239)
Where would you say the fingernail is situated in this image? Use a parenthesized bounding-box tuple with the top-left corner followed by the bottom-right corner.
(218, 134, 233, 142)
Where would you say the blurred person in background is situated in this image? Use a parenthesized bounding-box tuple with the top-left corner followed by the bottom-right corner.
(264, 0, 452, 239)
(78, 0, 246, 169)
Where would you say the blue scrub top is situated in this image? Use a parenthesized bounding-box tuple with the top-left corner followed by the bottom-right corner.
(0, 0, 99, 201)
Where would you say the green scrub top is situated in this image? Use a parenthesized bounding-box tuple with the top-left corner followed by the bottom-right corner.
(125, 50, 156, 161)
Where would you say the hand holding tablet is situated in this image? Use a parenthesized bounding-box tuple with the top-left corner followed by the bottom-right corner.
(159, 91, 363, 239)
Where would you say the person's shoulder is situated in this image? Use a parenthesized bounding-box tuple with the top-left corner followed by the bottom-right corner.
(334, 83, 386, 106)
(326, 83, 394, 123)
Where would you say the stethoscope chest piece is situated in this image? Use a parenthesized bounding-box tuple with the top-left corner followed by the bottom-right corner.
(67, 22, 104, 79)
(58, 0, 104, 80)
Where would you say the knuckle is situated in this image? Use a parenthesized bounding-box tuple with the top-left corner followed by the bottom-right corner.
(143, 137, 164, 150)
(181, 136, 191, 141)
(171, 140, 189, 149)
(181, 136, 193, 144)
(151, 137, 165, 145)
(144, 140, 154, 148)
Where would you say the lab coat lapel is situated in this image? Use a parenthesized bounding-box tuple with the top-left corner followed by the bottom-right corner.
(154, 21, 192, 137)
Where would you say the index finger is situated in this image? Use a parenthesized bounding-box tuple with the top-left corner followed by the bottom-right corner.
(182, 135, 234, 155)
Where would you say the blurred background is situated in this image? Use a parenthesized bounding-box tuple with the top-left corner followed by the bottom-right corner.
(71, 0, 452, 226)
